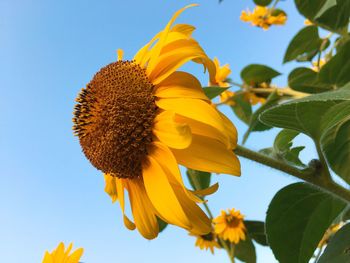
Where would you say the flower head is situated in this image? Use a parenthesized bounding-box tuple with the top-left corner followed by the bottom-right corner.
(191, 232, 221, 254)
(212, 57, 231, 88)
(213, 208, 246, 244)
(73, 5, 240, 239)
(42, 242, 83, 263)
(243, 91, 266, 105)
(304, 19, 313, 26)
(312, 58, 326, 72)
(210, 57, 235, 106)
(240, 6, 287, 30)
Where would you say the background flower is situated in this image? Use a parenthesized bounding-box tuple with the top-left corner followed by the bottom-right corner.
(42, 243, 83, 263)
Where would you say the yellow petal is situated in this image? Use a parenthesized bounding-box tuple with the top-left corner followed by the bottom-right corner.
(113, 178, 135, 231)
(149, 142, 211, 234)
(156, 98, 227, 137)
(175, 114, 230, 148)
(116, 178, 124, 210)
(171, 184, 212, 235)
(117, 49, 123, 61)
(219, 111, 238, 149)
(171, 134, 241, 175)
(54, 242, 65, 259)
(65, 243, 73, 258)
(146, 4, 198, 76)
(151, 141, 203, 203)
(153, 111, 192, 149)
(134, 21, 195, 68)
(67, 248, 84, 263)
(42, 252, 53, 263)
(104, 174, 118, 203)
(127, 179, 159, 239)
(191, 182, 219, 196)
(133, 32, 161, 67)
(123, 214, 136, 231)
(171, 24, 195, 37)
(155, 71, 209, 101)
(142, 155, 191, 229)
(148, 38, 208, 84)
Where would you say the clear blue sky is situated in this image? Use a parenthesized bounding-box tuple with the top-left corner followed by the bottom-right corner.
(1, 0, 317, 262)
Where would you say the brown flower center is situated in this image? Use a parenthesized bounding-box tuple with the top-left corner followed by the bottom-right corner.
(73, 60, 157, 179)
(201, 232, 215, 241)
(226, 215, 240, 228)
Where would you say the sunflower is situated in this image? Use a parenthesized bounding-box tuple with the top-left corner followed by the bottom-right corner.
(73, 4, 240, 239)
(42, 242, 83, 263)
(191, 232, 221, 254)
(240, 6, 287, 30)
(213, 209, 246, 244)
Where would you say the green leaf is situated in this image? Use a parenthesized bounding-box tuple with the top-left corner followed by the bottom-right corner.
(315, 0, 350, 33)
(253, 0, 272, 6)
(242, 91, 280, 144)
(244, 220, 268, 246)
(241, 64, 281, 85)
(260, 85, 350, 141)
(335, 36, 350, 53)
(261, 129, 306, 167)
(231, 93, 252, 125)
(294, 0, 350, 33)
(315, 0, 337, 17)
(288, 67, 331, 93)
(266, 182, 346, 263)
(284, 26, 323, 63)
(235, 237, 257, 263)
(274, 129, 299, 151)
(320, 101, 350, 183)
(157, 217, 168, 232)
(318, 223, 350, 263)
(319, 41, 350, 87)
(260, 85, 350, 182)
(202, 86, 229, 100)
(294, 0, 327, 19)
(186, 169, 211, 191)
(284, 146, 306, 167)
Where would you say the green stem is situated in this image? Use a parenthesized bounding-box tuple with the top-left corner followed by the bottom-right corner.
(219, 240, 235, 263)
(315, 143, 332, 180)
(235, 145, 314, 179)
(234, 145, 350, 203)
(228, 80, 243, 88)
(269, 0, 280, 12)
(203, 202, 214, 220)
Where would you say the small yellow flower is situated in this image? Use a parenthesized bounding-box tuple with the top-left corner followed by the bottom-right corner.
(213, 208, 246, 244)
(220, 90, 236, 106)
(243, 91, 266, 105)
(240, 6, 287, 30)
(210, 57, 235, 106)
(73, 5, 240, 240)
(191, 232, 221, 254)
(304, 19, 313, 26)
(312, 58, 326, 72)
(42, 242, 83, 263)
(212, 57, 231, 88)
